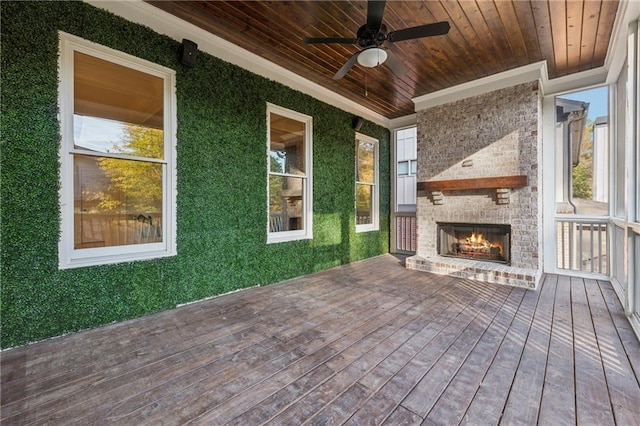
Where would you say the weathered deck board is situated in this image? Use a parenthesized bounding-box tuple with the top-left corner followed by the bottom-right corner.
(2, 254, 640, 425)
(400, 284, 515, 417)
(572, 277, 615, 425)
(421, 285, 527, 425)
(465, 273, 553, 425)
(586, 279, 640, 425)
(538, 274, 576, 425)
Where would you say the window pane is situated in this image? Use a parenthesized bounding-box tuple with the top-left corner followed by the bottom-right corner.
(270, 113, 305, 175)
(356, 183, 372, 225)
(269, 175, 304, 232)
(411, 160, 417, 175)
(357, 140, 375, 183)
(75, 116, 164, 158)
(397, 161, 409, 175)
(74, 52, 164, 158)
(74, 154, 163, 248)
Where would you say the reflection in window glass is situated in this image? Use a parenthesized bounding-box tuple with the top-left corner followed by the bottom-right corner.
(74, 116, 164, 158)
(555, 87, 609, 215)
(267, 108, 310, 239)
(356, 135, 378, 231)
(72, 51, 166, 249)
(357, 141, 375, 183)
(74, 155, 163, 248)
(356, 184, 372, 225)
(268, 175, 304, 232)
(269, 112, 305, 176)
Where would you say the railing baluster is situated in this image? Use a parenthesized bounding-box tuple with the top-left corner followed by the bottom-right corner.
(589, 224, 594, 272)
(569, 222, 574, 270)
(579, 223, 584, 271)
(598, 224, 603, 273)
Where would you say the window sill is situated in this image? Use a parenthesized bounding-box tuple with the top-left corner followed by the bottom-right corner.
(59, 246, 176, 269)
(267, 232, 312, 244)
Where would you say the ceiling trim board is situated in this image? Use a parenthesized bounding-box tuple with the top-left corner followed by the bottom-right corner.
(412, 61, 548, 112)
(387, 114, 417, 129)
(543, 67, 609, 96)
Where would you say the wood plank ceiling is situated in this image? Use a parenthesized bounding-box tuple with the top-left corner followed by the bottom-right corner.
(147, 1, 620, 119)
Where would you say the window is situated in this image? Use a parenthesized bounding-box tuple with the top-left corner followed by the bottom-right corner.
(58, 32, 176, 268)
(267, 104, 313, 243)
(356, 133, 379, 232)
(397, 160, 417, 176)
(395, 126, 417, 212)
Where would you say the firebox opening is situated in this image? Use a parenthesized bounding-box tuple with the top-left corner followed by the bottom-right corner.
(437, 223, 511, 265)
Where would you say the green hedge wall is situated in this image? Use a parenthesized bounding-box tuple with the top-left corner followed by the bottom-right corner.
(0, 1, 390, 349)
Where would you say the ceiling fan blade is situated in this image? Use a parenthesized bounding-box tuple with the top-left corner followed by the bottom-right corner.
(303, 37, 358, 44)
(333, 51, 360, 80)
(366, 0, 386, 31)
(387, 21, 450, 42)
(383, 49, 408, 76)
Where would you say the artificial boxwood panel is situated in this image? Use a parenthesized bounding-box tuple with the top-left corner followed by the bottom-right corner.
(0, 1, 390, 349)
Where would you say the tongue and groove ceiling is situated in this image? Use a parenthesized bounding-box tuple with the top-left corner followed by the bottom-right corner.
(146, 1, 620, 119)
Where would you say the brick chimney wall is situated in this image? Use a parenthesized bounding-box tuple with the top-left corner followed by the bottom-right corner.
(415, 80, 542, 271)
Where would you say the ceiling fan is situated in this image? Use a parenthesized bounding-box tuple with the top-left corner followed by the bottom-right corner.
(303, 0, 450, 80)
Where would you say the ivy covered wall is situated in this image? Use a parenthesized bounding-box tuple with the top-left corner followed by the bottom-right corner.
(0, 1, 390, 349)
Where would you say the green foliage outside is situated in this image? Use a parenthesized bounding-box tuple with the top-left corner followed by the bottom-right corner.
(572, 120, 593, 200)
(0, 1, 390, 348)
(572, 162, 592, 199)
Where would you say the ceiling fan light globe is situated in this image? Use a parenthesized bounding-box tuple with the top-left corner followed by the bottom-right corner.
(357, 47, 387, 67)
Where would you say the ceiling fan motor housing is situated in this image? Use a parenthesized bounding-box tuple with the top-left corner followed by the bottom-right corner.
(357, 23, 387, 47)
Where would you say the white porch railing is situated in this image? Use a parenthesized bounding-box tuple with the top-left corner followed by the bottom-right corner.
(556, 218, 608, 275)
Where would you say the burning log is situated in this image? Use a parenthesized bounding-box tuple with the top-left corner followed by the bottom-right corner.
(455, 233, 503, 259)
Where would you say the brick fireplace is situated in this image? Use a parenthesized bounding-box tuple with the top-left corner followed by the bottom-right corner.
(406, 80, 543, 289)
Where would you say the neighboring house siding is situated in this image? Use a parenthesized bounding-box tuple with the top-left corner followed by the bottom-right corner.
(0, 1, 390, 348)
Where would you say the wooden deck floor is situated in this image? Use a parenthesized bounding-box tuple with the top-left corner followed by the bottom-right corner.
(2, 254, 640, 425)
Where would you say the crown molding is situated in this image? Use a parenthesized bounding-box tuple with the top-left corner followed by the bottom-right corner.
(412, 61, 547, 112)
(84, 0, 388, 127)
(543, 67, 609, 96)
(387, 114, 417, 129)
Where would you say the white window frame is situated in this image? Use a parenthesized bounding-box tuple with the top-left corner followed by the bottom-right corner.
(266, 103, 313, 244)
(58, 32, 177, 269)
(355, 132, 379, 233)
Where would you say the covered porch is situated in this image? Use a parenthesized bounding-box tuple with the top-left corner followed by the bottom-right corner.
(3, 254, 639, 425)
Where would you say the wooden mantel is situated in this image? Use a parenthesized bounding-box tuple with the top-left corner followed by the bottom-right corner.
(417, 175, 528, 192)
(417, 175, 528, 205)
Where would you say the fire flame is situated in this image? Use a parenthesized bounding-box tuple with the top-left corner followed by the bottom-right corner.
(465, 233, 503, 255)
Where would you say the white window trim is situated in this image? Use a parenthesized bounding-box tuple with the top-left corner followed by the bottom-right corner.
(355, 132, 379, 233)
(58, 32, 177, 269)
(266, 103, 313, 244)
